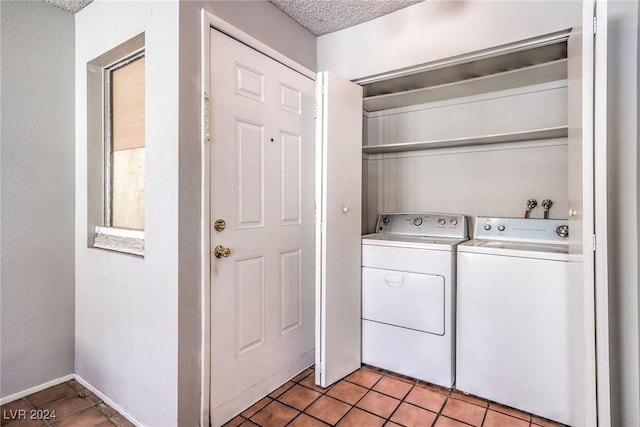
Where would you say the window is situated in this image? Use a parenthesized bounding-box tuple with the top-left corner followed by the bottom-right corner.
(87, 33, 145, 256)
(108, 54, 145, 230)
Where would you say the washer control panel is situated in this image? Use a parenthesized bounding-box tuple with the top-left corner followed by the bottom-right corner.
(376, 213, 468, 239)
(475, 217, 569, 244)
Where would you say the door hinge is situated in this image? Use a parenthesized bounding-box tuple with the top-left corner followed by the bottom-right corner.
(593, 16, 597, 35)
(204, 91, 211, 143)
(593, 234, 597, 251)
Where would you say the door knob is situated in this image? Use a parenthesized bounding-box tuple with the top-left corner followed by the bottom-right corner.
(214, 245, 232, 259)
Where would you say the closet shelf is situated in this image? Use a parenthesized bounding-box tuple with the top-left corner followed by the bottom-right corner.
(362, 59, 567, 112)
(362, 126, 568, 154)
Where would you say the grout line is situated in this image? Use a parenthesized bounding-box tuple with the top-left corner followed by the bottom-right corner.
(231, 366, 563, 427)
(479, 405, 489, 427)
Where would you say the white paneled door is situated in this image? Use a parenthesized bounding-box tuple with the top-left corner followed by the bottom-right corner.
(209, 29, 315, 426)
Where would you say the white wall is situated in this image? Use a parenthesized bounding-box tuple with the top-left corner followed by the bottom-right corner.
(363, 80, 569, 232)
(317, 0, 581, 80)
(605, 1, 640, 425)
(177, 3, 316, 425)
(365, 142, 568, 233)
(365, 84, 567, 146)
(0, 1, 75, 398)
(75, 2, 180, 425)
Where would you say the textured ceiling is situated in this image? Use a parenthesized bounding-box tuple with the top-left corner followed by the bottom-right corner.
(46, 0, 92, 13)
(268, 0, 423, 35)
(46, 0, 423, 36)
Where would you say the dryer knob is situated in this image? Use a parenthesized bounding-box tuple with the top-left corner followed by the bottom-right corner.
(450, 219, 458, 226)
(484, 223, 492, 231)
(438, 218, 446, 226)
(498, 225, 506, 232)
(413, 217, 423, 226)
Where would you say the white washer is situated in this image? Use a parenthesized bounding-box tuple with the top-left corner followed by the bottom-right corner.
(362, 213, 468, 388)
(456, 217, 571, 425)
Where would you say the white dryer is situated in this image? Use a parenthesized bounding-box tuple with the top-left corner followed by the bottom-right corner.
(361, 213, 468, 388)
(456, 217, 571, 425)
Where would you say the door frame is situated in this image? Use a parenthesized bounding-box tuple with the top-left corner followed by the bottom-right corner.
(200, 10, 316, 427)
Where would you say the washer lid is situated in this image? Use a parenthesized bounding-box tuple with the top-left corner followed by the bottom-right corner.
(458, 239, 569, 261)
(362, 233, 467, 251)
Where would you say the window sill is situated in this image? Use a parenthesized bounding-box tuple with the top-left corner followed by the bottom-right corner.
(94, 226, 145, 257)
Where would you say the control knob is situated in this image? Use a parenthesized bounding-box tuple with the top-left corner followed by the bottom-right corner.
(437, 218, 446, 226)
(498, 225, 506, 232)
(450, 219, 458, 226)
(382, 216, 390, 224)
(556, 225, 569, 238)
(484, 223, 492, 231)
(413, 217, 423, 226)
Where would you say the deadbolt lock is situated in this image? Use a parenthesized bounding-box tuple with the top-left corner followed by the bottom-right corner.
(214, 245, 232, 259)
(214, 219, 226, 232)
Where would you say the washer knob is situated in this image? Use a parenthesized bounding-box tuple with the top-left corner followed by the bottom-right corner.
(498, 225, 506, 232)
(438, 218, 446, 226)
(484, 223, 492, 231)
(450, 219, 458, 226)
(382, 216, 390, 224)
(556, 225, 569, 238)
(413, 217, 423, 226)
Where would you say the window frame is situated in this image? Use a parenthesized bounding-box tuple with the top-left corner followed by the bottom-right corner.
(87, 33, 146, 256)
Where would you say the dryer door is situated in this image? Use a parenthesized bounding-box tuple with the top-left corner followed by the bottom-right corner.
(362, 267, 445, 335)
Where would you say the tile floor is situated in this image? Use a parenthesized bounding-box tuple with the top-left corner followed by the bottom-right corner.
(0, 379, 134, 427)
(225, 365, 565, 427)
(0, 366, 567, 427)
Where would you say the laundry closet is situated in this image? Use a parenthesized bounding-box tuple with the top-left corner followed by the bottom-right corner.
(360, 41, 568, 230)
(315, 2, 607, 427)
(360, 34, 572, 413)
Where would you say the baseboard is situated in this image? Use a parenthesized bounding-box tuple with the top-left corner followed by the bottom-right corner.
(73, 375, 145, 427)
(0, 374, 144, 427)
(0, 374, 75, 405)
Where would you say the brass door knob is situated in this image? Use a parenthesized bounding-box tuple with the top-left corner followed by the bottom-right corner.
(214, 245, 232, 259)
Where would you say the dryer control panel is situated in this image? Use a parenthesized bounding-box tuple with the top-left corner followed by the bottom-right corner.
(376, 213, 467, 239)
(475, 217, 569, 244)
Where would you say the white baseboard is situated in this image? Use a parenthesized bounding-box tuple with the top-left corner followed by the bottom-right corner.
(0, 374, 75, 405)
(73, 375, 145, 427)
(0, 374, 144, 427)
